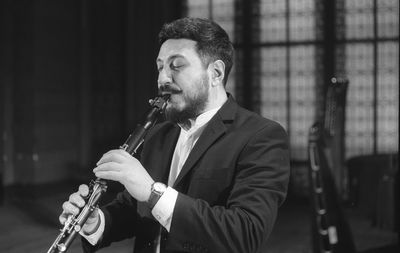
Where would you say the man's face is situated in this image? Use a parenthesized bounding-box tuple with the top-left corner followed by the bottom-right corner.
(156, 39, 211, 124)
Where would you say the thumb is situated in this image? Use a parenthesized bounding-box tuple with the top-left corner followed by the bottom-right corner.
(82, 208, 101, 234)
(86, 208, 99, 225)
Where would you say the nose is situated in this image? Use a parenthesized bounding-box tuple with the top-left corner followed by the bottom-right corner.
(157, 68, 172, 89)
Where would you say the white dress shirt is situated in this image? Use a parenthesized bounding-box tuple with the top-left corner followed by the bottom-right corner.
(81, 106, 221, 247)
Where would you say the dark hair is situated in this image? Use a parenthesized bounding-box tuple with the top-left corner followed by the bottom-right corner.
(159, 17, 234, 86)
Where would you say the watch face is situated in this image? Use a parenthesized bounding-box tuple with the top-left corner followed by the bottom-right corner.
(154, 183, 166, 192)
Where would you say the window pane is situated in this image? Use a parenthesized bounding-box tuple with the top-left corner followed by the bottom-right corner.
(377, 0, 399, 37)
(377, 42, 399, 153)
(213, 0, 235, 40)
(345, 44, 375, 158)
(187, 0, 210, 18)
(289, 45, 316, 160)
(260, 0, 287, 42)
(260, 47, 288, 128)
(345, 0, 374, 39)
(289, 0, 316, 41)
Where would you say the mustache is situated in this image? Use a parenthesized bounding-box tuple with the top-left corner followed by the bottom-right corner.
(159, 84, 182, 95)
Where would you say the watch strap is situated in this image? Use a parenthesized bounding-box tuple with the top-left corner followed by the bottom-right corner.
(147, 182, 166, 210)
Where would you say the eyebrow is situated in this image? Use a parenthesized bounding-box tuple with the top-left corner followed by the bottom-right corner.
(156, 54, 186, 64)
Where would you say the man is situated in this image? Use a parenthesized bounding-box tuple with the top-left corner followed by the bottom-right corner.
(60, 17, 290, 253)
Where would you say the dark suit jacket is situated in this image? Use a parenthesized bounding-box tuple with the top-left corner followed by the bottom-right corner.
(83, 95, 290, 253)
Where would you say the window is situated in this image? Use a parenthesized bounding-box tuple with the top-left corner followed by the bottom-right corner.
(185, 0, 399, 161)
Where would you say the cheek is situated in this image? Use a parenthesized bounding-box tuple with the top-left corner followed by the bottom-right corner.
(172, 71, 191, 86)
(172, 66, 204, 85)
(170, 69, 207, 100)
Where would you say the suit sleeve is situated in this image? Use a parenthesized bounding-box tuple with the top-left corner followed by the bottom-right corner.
(168, 122, 290, 253)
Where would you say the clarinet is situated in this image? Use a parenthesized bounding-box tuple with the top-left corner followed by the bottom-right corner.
(46, 94, 170, 253)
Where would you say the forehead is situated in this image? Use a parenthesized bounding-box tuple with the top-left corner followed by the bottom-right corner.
(157, 39, 199, 63)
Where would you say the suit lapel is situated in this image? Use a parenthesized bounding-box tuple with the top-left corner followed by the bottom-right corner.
(173, 95, 237, 187)
(151, 124, 180, 184)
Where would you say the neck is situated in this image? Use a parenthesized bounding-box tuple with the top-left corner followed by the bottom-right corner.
(205, 88, 228, 112)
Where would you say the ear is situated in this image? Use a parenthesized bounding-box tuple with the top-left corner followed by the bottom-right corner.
(210, 60, 225, 87)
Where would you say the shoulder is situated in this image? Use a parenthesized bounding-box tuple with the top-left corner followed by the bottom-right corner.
(218, 95, 287, 137)
(233, 105, 288, 139)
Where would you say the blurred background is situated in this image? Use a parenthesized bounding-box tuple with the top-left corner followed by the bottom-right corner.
(0, 0, 398, 252)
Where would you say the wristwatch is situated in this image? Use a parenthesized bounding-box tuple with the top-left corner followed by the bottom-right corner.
(147, 182, 167, 210)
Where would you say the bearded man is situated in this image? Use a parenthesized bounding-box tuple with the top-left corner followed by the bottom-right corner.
(60, 17, 290, 253)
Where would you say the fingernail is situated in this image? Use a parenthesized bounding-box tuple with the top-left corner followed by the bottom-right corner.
(96, 156, 103, 166)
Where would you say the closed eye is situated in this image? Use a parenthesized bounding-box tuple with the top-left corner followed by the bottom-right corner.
(170, 63, 183, 70)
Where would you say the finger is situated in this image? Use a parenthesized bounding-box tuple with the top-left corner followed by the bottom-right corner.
(59, 212, 67, 225)
(94, 170, 121, 182)
(62, 201, 80, 217)
(105, 149, 132, 160)
(103, 149, 131, 157)
(93, 161, 123, 173)
(78, 184, 89, 197)
(69, 192, 86, 208)
(59, 211, 72, 225)
(116, 149, 132, 158)
(97, 151, 127, 166)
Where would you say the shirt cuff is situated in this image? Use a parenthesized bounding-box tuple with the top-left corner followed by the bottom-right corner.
(151, 186, 178, 232)
(79, 209, 105, 245)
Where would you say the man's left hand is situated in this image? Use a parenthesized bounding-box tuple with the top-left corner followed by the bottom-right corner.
(93, 149, 154, 202)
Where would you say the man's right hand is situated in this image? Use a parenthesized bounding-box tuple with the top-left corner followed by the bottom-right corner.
(59, 184, 100, 234)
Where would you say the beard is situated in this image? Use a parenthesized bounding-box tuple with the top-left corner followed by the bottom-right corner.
(163, 74, 209, 125)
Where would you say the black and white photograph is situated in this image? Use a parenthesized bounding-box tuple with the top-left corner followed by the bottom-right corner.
(0, 0, 398, 252)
